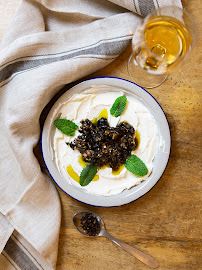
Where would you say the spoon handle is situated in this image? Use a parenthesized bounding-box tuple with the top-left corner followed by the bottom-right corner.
(102, 230, 158, 269)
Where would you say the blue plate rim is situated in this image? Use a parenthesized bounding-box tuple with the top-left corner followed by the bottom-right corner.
(41, 76, 171, 207)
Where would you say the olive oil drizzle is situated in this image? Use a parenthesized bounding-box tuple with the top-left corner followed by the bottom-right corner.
(112, 164, 125, 175)
(135, 130, 140, 149)
(67, 165, 80, 183)
(78, 155, 87, 168)
(91, 108, 108, 124)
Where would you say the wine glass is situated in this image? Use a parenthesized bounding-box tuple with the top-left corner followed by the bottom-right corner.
(128, 6, 197, 88)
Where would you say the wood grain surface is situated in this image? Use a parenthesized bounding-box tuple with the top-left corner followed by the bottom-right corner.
(0, 1, 201, 270)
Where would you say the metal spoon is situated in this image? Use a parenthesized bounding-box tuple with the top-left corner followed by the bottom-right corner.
(73, 212, 158, 268)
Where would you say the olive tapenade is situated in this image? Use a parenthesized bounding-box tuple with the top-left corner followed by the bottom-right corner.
(67, 117, 136, 171)
(80, 213, 101, 236)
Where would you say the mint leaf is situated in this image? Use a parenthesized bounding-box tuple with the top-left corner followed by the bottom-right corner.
(80, 164, 98, 186)
(125, 155, 148, 176)
(110, 95, 127, 117)
(54, 118, 78, 136)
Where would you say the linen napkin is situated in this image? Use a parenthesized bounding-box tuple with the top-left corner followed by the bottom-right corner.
(0, 0, 182, 269)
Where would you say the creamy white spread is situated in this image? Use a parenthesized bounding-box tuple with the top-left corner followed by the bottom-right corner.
(52, 86, 158, 196)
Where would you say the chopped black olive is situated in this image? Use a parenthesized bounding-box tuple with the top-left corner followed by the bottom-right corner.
(67, 118, 136, 171)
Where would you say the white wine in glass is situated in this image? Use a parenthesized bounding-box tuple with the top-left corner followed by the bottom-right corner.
(128, 6, 197, 88)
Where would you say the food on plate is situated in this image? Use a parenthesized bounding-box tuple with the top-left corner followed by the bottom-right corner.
(52, 86, 158, 196)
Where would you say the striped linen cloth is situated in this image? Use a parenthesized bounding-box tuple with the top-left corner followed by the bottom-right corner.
(0, 0, 182, 269)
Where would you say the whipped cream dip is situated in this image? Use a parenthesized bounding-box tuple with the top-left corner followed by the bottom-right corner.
(52, 86, 159, 196)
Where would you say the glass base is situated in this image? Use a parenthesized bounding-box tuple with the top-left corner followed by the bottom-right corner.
(128, 55, 168, 89)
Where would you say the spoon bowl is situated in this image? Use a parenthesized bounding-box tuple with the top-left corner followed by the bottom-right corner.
(73, 212, 159, 268)
(73, 211, 104, 237)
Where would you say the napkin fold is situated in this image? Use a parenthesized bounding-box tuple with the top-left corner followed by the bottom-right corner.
(0, 0, 182, 269)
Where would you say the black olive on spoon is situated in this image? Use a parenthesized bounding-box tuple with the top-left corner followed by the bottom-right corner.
(73, 212, 158, 269)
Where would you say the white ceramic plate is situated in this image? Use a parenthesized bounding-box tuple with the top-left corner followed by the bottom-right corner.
(42, 77, 171, 207)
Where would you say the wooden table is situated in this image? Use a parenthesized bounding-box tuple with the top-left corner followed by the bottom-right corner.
(1, 1, 201, 269)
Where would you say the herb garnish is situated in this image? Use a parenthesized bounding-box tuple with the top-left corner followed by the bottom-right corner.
(80, 164, 98, 186)
(54, 118, 78, 136)
(110, 95, 127, 117)
(125, 155, 148, 176)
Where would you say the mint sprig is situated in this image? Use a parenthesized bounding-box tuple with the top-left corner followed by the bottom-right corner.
(54, 118, 78, 136)
(80, 164, 98, 186)
(110, 95, 127, 117)
(125, 155, 148, 176)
